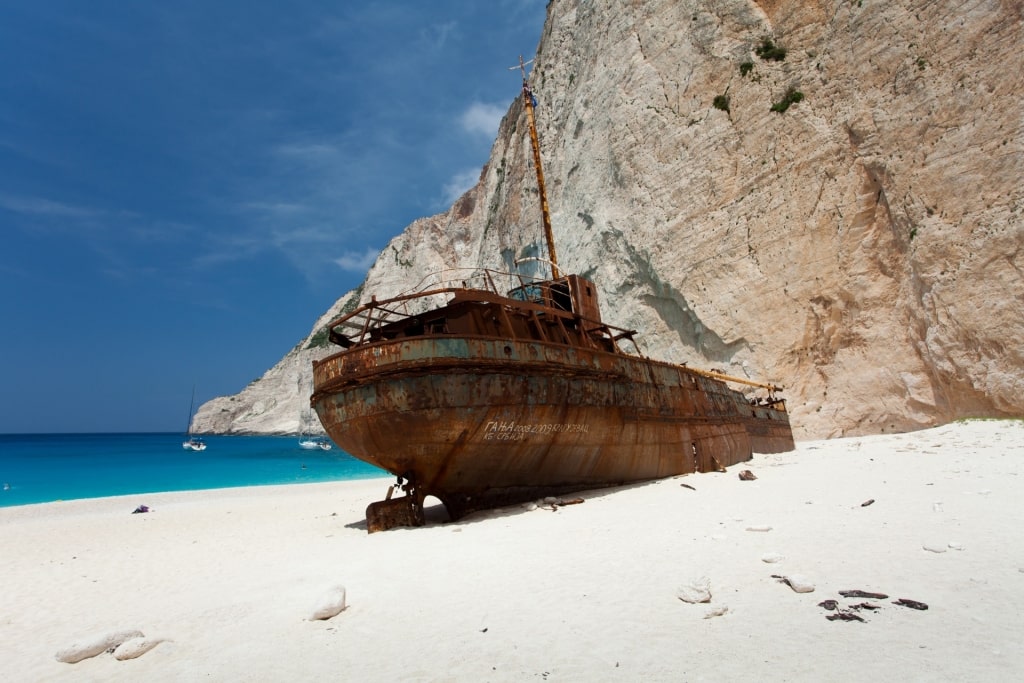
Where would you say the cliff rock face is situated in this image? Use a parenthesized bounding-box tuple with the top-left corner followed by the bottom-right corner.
(194, 0, 1023, 439)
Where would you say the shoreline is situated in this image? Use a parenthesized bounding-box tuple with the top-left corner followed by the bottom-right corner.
(2, 419, 1022, 680)
(0, 432, 384, 509)
(0, 476, 395, 518)
(0, 474, 392, 513)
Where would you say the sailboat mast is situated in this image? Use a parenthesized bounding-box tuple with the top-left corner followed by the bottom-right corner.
(514, 56, 560, 280)
(185, 385, 196, 435)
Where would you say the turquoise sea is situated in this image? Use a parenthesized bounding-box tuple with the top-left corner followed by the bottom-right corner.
(0, 433, 386, 508)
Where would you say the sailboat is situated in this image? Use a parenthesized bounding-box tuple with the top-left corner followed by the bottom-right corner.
(297, 407, 332, 450)
(182, 386, 207, 451)
(310, 56, 794, 531)
(298, 437, 333, 451)
(297, 433, 332, 451)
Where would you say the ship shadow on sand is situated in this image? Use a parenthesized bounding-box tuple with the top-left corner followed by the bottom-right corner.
(342, 479, 660, 532)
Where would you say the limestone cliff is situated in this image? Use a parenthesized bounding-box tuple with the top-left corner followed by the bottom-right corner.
(193, 0, 1023, 439)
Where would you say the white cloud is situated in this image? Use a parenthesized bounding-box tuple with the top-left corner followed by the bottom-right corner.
(0, 193, 99, 218)
(442, 168, 481, 204)
(422, 21, 457, 51)
(273, 142, 339, 159)
(460, 102, 506, 138)
(239, 201, 307, 216)
(334, 247, 379, 273)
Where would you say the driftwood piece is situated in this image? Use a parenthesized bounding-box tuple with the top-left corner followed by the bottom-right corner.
(827, 611, 866, 622)
(894, 598, 929, 610)
(839, 589, 889, 600)
(850, 602, 881, 611)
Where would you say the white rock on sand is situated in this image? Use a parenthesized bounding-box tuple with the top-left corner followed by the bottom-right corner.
(112, 637, 166, 661)
(776, 574, 816, 594)
(309, 585, 347, 621)
(676, 576, 712, 604)
(54, 630, 144, 663)
(2, 419, 1022, 681)
(703, 606, 729, 619)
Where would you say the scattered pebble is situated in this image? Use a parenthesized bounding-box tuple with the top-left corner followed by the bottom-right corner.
(922, 542, 948, 553)
(677, 576, 712, 604)
(704, 606, 729, 619)
(761, 552, 785, 564)
(56, 629, 145, 663)
(860, 499, 875, 507)
(773, 574, 815, 593)
(786, 575, 815, 593)
(746, 525, 773, 532)
(309, 585, 347, 621)
(947, 541, 965, 551)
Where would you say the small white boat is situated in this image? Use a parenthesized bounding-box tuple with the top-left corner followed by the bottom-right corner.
(182, 386, 208, 451)
(298, 403, 332, 450)
(298, 436, 332, 451)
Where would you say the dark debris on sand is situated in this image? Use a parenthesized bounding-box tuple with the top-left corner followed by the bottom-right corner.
(818, 590, 928, 623)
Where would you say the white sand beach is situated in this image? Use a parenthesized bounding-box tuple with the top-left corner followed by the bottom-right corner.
(2, 419, 1021, 681)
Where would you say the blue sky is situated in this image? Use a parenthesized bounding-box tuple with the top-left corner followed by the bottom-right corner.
(0, 1, 547, 433)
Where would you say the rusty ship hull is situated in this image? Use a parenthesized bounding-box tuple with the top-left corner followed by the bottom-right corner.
(314, 337, 791, 519)
(311, 275, 794, 525)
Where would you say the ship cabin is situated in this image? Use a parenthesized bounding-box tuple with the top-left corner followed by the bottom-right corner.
(326, 273, 641, 357)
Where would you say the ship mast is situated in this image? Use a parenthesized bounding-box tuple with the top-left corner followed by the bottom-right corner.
(512, 56, 560, 280)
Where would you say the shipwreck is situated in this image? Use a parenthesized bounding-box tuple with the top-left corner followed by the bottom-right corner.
(311, 58, 794, 531)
